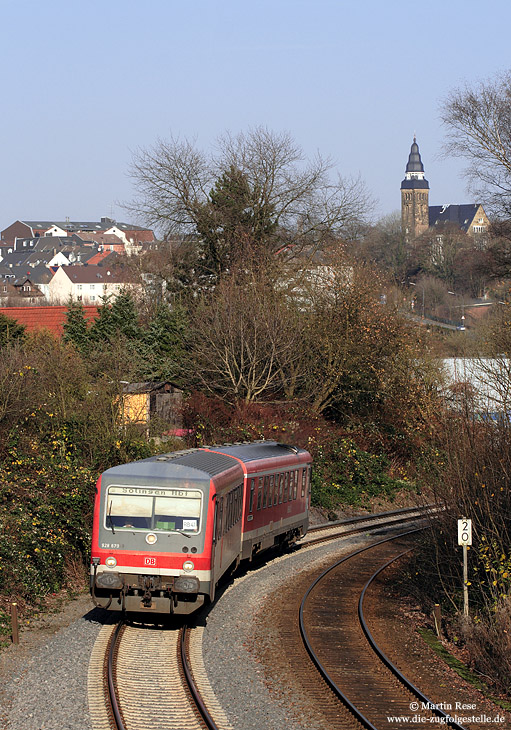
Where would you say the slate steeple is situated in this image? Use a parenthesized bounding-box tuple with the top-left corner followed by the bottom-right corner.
(401, 137, 430, 242)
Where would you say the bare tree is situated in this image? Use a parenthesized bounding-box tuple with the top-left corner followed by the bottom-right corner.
(441, 71, 511, 218)
(127, 126, 373, 281)
(188, 267, 299, 403)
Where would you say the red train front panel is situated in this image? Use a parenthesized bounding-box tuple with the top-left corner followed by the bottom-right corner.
(90, 457, 244, 613)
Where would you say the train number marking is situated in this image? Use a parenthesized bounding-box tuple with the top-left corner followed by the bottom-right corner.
(101, 543, 120, 549)
(144, 557, 157, 566)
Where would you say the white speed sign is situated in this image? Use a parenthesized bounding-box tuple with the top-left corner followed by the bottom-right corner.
(458, 518, 472, 546)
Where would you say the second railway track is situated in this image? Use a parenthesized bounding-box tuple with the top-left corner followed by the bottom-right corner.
(300, 530, 467, 729)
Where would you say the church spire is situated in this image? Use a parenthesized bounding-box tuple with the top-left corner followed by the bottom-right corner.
(403, 138, 428, 183)
(401, 138, 430, 242)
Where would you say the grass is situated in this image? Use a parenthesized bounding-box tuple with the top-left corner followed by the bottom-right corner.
(418, 628, 511, 712)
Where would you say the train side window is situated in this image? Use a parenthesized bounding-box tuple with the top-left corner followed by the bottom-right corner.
(257, 476, 263, 510)
(300, 468, 305, 498)
(236, 484, 242, 522)
(212, 500, 219, 544)
(217, 497, 224, 537)
(278, 473, 284, 503)
(293, 470, 298, 499)
(263, 475, 268, 508)
(289, 471, 294, 501)
(226, 493, 230, 531)
(307, 466, 312, 502)
(268, 474, 275, 506)
(249, 478, 255, 513)
(283, 472, 289, 502)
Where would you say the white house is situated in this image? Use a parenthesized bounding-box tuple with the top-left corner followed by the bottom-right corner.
(48, 265, 141, 305)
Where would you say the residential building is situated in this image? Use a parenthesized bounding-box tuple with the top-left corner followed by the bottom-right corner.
(47, 265, 141, 304)
(0, 266, 54, 304)
(1, 217, 155, 253)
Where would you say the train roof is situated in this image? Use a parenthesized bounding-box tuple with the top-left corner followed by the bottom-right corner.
(203, 441, 310, 463)
(102, 448, 241, 482)
(101, 442, 309, 484)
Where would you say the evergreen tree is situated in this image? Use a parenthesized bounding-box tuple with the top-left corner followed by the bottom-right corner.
(0, 312, 25, 348)
(141, 303, 188, 381)
(63, 299, 90, 352)
(89, 291, 142, 344)
(194, 165, 278, 280)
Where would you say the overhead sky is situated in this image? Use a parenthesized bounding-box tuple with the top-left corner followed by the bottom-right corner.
(1, 0, 510, 232)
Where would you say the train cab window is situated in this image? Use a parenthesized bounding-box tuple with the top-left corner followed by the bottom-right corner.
(249, 478, 256, 512)
(257, 476, 263, 510)
(106, 487, 202, 533)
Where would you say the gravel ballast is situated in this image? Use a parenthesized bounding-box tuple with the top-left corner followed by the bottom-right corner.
(0, 537, 357, 730)
(0, 598, 114, 730)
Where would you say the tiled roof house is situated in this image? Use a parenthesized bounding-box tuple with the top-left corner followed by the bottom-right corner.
(0, 305, 99, 336)
(48, 265, 141, 304)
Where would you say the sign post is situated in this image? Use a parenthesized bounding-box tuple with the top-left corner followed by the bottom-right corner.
(458, 518, 472, 616)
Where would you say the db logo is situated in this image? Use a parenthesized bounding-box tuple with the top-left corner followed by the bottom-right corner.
(144, 557, 156, 567)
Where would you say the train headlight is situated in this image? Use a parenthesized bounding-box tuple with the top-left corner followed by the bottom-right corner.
(182, 560, 194, 572)
(145, 533, 158, 545)
(105, 556, 117, 568)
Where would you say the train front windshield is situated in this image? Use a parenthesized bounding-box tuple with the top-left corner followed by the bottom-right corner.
(105, 486, 202, 534)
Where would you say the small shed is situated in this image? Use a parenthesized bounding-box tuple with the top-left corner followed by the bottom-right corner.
(121, 382, 183, 429)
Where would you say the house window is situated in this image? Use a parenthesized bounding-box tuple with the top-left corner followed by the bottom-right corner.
(90, 295, 96, 301)
(90, 284, 95, 290)
(77, 284, 82, 291)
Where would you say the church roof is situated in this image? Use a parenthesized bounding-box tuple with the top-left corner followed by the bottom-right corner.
(406, 139, 425, 173)
(401, 137, 429, 190)
(429, 204, 480, 232)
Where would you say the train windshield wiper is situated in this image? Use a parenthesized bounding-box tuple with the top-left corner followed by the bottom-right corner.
(107, 501, 115, 535)
(166, 529, 191, 539)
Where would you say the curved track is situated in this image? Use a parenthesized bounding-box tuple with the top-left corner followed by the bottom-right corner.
(299, 530, 467, 730)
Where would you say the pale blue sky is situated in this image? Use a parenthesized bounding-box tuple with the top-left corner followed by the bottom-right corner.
(1, 0, 510, 231)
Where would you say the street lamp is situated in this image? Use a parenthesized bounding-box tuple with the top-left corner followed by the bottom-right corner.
(448, 291, 465, 330)
(409, 282, 425, 319)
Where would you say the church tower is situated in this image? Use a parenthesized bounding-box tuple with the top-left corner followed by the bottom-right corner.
(401, 137, 429, 242)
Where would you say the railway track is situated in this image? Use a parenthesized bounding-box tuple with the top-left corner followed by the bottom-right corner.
(87, 507, 440, 730)
(87, 619, 232, 730)
(303, 504, 437, 546)
(299, 530, 467, 729)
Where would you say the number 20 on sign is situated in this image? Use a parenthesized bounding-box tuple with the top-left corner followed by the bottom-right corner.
(458, 518, 472, 546)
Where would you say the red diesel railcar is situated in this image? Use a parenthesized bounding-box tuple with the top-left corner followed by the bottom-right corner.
(90, 441, 312, 614)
